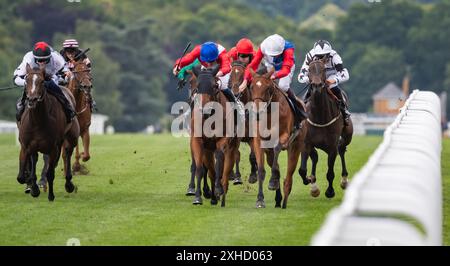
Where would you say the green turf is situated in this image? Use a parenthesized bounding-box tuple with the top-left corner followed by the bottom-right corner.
(0, 134, 446, 246)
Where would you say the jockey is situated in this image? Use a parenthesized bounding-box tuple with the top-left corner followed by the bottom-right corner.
(298, 40, 350, 124)
(228, 38, 255, 65)
(239, 34, 306, 129)
(13, 41, 76, 123)
(60, 38, 96, 111)
(60, 39, 91, 69)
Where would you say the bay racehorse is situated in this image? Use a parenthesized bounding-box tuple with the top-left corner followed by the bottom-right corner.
(298, 58, 353, 198)
(190, 64, 240, 207)
(68, 60, 93, 173)
(249, 68, 307, 208)
(228, 60, 258, 184)
(17, 64, 79, 201)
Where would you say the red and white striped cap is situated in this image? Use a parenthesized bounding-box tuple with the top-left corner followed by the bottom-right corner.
(63, 39, 79, 48)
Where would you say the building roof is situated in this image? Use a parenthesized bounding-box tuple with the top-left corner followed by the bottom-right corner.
(373, 82, 405, 100)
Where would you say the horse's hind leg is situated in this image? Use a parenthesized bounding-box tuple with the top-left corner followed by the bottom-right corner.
(298, 151, 310, 185)
(46, 148, 60, 201)
(29, 152, 40, 198)
(38, 154, 49, 192)
(17, 148, 28, 185)
(282, 143, 301, 209)
(203, 152, 217, 205)
(248, 148, 257, 184)
(63, 143, 76, 194)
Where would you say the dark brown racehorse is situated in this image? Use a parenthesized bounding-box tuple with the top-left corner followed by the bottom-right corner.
(228, 61, 257, 184)
(190, 65, 240, 207)
(298, 59, 353, 198)
(17, 64, 79, 201)
(249, 68, 307, 208)
(68, 60, 93, 173)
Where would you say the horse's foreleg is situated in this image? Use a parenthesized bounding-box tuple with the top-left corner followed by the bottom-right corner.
(282, 144, 301, 209)
(232, 149, 243, 185)
(268, 143, 282, 191)
(325, 151, 338, 198)
(202, 164, 211, 199)
(29, 152, 40, 198)
(73, 142, 81, 172)
(203, 151, 217, 205)
(46, 148, 60, 201)
(309, 148, 320, 197)
(214, 149, 225, 198)
(17, 148, 28, 185)
(253, 138, 266, 208)
(191, 138, 204, 205)
(248, 145, 257, 184)
(221, 148, 236, 207)
(338, 143, 349, 189)
(299, 150, 310, 185)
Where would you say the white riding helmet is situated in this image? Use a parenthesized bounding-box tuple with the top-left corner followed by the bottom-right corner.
(313, 40, 332, 55)
(261, 34, 285, 57)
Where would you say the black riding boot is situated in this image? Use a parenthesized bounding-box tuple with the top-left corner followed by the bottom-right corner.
(16, 90, 26, 122)
(330, 87, 351, 125)
(44, 80, 76, 123)
(287, 89, 307, 129)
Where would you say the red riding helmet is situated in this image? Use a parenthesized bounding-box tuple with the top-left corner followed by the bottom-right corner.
(33, 42, 51, 62)
(236, 38, 254, 55)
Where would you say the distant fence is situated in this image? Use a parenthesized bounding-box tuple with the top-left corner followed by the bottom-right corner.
(311, 90, 442, 246)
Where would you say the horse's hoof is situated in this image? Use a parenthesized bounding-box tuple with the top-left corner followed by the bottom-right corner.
(275, 203, 281, 208)
(302, 178, 310, 185)
(72, 166, 80, 173)
(211, 198, 218, 205)
(192, 197, 203, 205)
(248, 173, 257, 184)
(24, 186, 31, 194)
(203, 188, 212, 199)
(325, 188, 335, 198)
(48, 194, 55, 202)
(215, 186, 224, 197)
(340, 178, 349, 190)
(311, 188, 320, 198)
(282, 202, 287, 209)
(186, 187, 195, 196)
(255, 200, 266, 208)
(82, 155, 90, 162)
(308, 175, 316, 183)
(268, 178, 280, 191)
(233, 177, 243, 185)
(65, 182, 75, 193)
(17, 176, 26, 185)
(30, 186, 40, 198)
(229, 172, 236, 181)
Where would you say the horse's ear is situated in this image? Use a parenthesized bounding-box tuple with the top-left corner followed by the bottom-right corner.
(212, 64, 220, 76)
(26, 63, 31, 73)
(192, 64, 201, 77)
(265, 68, 275, 79)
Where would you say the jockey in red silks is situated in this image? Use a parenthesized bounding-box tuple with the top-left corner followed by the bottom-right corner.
(228, 38, 255, 65)
(239, 34, 305, 128)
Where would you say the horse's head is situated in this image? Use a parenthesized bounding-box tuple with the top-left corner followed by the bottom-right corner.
(308, 59, 327, 95)
(249, 68, 275, 115)
(25, 63, 46, 109)
(191, 64, 220, 112)
(72, 60, 92, 94)
(229, 61, 247, 95)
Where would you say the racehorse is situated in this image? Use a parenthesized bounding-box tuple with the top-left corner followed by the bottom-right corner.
(248, 68, 307, 208)
(17, 64, 79, 201)
(68, 60, 93, 173)
(298, 58, 353, 198)
(190, 64, 240, 207)
(228, 60, 258, 184)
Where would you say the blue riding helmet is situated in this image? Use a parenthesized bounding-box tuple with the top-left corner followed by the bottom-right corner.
(200, 42, 219, 62)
